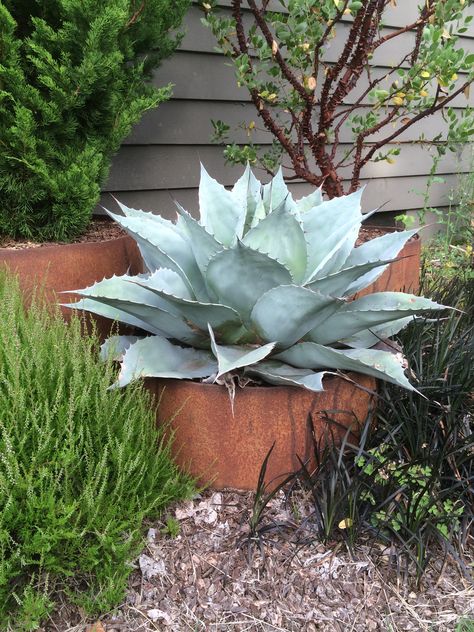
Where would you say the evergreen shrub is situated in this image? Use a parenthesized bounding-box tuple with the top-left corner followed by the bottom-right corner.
(0, 0, 190, 241)
(0, 270, 194, 630)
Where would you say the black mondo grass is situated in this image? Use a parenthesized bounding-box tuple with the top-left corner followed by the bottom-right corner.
(370, 273, 474, 578)
(247, 274, 473, 581)
(0, 271, 194, 630)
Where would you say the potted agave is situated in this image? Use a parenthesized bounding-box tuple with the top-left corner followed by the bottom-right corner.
(68, 165, 448, 489)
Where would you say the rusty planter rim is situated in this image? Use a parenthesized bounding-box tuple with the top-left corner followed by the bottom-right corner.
(150, 373, 377, 491)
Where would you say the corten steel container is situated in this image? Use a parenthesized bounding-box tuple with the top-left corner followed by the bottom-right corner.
(0, 234, 142, 337)
(148, 374, 376, 491)
(358, 233, 421, 298)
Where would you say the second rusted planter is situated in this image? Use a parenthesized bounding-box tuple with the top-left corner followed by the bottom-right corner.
(0, 232, 142, 337)
(148, 374, 376, 490)
(359, 232, 421, 297)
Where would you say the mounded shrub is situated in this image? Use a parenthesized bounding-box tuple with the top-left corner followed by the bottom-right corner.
(0, 0, 190, 241)
(0, 271, 194, 630)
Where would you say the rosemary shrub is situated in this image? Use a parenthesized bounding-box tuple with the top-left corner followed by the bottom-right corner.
(0, 271, 194, 630)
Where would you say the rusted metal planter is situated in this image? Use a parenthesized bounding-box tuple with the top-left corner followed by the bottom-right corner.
(148, 374, 376, 491)
(0, 234, 142, 335)
(359, 233, 421, 297)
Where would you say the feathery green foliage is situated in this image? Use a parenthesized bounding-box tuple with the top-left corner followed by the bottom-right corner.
(0, 0, 190, 242)
(0, 271, 194, 630)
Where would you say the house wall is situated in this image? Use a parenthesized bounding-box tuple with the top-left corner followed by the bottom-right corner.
(100, 1, 474, 227)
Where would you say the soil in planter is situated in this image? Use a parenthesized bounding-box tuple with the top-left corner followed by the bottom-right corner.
(0, 217, 127, 249)
(356, 225, 390, 245)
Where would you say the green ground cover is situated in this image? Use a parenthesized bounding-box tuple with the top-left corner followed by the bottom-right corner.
(0, 271, 194, 630)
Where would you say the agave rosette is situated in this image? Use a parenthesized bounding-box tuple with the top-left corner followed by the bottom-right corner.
(68, 165, 447, 392)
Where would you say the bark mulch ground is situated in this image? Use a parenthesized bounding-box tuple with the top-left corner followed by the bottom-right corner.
(49, 489, 473, 632)
(1, 218, 391, 250)
(0, 219, 126, 249)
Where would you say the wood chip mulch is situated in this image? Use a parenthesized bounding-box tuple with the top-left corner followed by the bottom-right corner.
(1, 219, 397, 250)
(50, 489, 473, 632)
(0, 219, 126, 250)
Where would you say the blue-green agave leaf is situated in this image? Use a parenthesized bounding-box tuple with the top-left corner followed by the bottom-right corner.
(275, 342, 416, 391)
(129, 279, 244, 342)
(250, 285, 343, 348)
(313, 207, 378, 280)
(82, 296, 207, 346)
(339, 315, 419, 348)
(244, 360, 326, 392)
(174, 202, 223, 285)
(308, 292, 449, 345)
(249, 197, 267, 229)
(105, 209, 200, 294)
(262, 167, 295, 213)
(295, 187, 323, 213)
(65, 297, 161, 334)
(208, 324, 276, 378)
(343, 228, 419, 295)
(199, 164, 245, 245)
(232, 164, 262, 234)
(138, 268, 192, 299)
(111, 199, 193, 238)
(70, 273, 161, 306)
(114, 336, 217, 388)
(205, 241, 292, 323)
(243, 205, 308, 282)
(100, 335, 139, 362)
(302, 189, 365, 281)
(306, 258, 396, 297)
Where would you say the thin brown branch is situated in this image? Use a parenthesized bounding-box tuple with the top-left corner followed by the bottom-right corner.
(350, 105, 400, 190)
(247, 0, 311, 103)
(358, 80, 472, 174)
(126, 1, 145, 28)
(231, 0, 309, 179)
(313, 0, 350, 79)
(327, 0, 385, 115)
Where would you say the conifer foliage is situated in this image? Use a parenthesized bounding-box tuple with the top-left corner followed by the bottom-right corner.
(0, 0, 190, 241)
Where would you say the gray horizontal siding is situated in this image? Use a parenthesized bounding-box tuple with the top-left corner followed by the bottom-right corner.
(180, 5, 474, 63)
(152, 52, 474, 107)
(126, 101, 469, 145)
(106, 144, 471, 192)
(204, 1, 474, 29)
(99, 1, 474, 221)
(100, 172, 460, 219)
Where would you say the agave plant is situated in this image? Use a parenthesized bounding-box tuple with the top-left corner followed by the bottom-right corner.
(67, 165, 448, 392)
